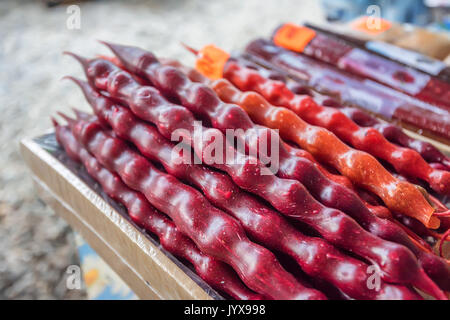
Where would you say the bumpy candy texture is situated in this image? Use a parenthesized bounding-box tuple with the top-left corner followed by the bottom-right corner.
(222, 59, 450, 197)
(54, 121, 263, 300)
(69, 113, 328, 300)
(277, 28, 450, 110)
(69, 78, 423, 300)
(65, 45, 447, 299)
(50, 41, 450, 300)
(245, 39, 450, 141)
(152, 56, 450, 292)
(236, 57, 450, 170)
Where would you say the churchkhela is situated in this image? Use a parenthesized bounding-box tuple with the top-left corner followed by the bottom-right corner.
(271, 23, 450, 111)
(245, 39, 450, 142)
(49, 39, 449, 300)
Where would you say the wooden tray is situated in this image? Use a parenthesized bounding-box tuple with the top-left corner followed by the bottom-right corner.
(20, 133, 221, 300)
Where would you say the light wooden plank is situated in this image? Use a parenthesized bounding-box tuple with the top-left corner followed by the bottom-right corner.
(33, 178, 162, 300)
(402, 128, 450, 156)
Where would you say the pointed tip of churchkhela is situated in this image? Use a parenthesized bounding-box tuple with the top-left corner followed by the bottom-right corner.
(72, 108, 92, 121)
(63, 76, 100, 108)
(98, 40, 129, 59)
(180, 42, 199, 56)
(51, 117, 59, 128)
(63, 51, 89, 70)
(57, 111, 76, 128)
(97, 39, 113, 47)
(63, 76, 91, 94)
(413, 268, 448, 300)
(62, 75, 81, 86)
(99, 40, 131, 66)
(99, 40, 152, 75)
(428, 194, 450, 216)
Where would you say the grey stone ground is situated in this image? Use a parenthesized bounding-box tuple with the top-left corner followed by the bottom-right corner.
(0, 0, 324, 299)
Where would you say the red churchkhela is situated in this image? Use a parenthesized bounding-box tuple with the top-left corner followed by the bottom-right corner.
(65, 49, 446, 299)
(155, 56, 450, 292)
(67, 77, 422, 300)
(67, 115, 328, 300)
(168, 56, 450, 293)
(221, 59, 450, 196)
(235, 57, 450, 169)
(53, 120, 264, 300)
(245, 39, 450, 142)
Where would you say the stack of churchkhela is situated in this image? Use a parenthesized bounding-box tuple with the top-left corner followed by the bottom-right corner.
(244, 39, 450, 142)
(52, 40, 450, 300)
(271, 24, 450, 111)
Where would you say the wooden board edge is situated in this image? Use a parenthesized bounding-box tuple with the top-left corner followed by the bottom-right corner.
(20, 137, 213, 300)
(33, 178, 162, 300)
(402, 128, 450, 156)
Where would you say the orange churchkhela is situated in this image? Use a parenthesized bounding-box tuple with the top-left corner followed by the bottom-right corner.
(223, 60, 450, 197)
(190, 44, 442, 230)
(67, 47, 447, 297)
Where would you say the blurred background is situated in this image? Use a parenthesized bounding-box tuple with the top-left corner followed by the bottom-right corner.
(0, 0, 449, 300)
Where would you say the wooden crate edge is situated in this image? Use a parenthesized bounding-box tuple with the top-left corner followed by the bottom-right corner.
(20, 137, 214, 300)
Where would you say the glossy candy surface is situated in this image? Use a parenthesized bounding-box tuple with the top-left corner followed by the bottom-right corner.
(54, 122, 263, 300)
(154, 58, 450, 291)
(70, 78, 422, 300)
(70, 116, 327, 300)
(299, 31, 450, 110)
(222, 59, 450, 196)
(68, 50, 445, 298)
(245, 39, 450, 141)
(239, 57, 450, 169)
